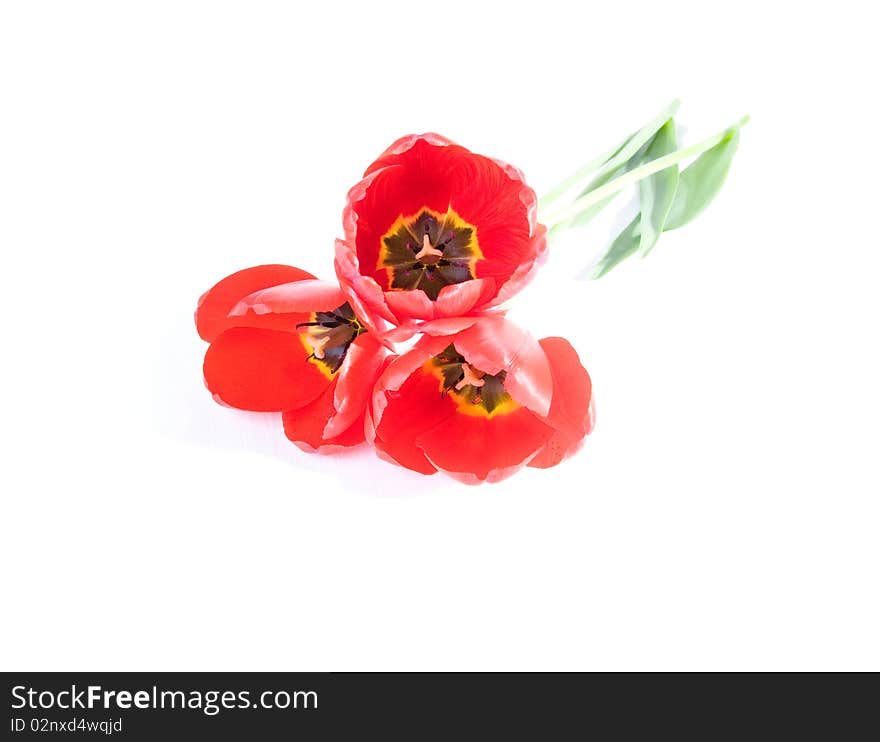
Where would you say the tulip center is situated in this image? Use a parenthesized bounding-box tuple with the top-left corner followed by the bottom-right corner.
(378, 208, 482, 301)
(429, 344, 518, 418)
(298, 302, 365, 377)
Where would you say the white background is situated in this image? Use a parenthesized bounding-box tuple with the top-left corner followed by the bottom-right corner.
(2, 1, 878, 671)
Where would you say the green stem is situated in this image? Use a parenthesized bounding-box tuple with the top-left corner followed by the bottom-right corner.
(543, 115, 750, 229)
(537, 99, 681, 213)
(537, 146, 621, 213)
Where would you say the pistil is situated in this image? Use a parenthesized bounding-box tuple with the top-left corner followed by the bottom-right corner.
(415, 233, 444, 261)
(309, 334, 331, 359)
(455, 363, 485, 390)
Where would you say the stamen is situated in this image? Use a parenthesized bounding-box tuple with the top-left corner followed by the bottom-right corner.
(455, 363, 485, 390)
(415, 233, 443, 261)
(297, 301, 365, 375)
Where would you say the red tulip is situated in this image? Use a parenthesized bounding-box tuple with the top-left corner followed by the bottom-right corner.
(367, 315, 594, 484)
(336, 133, 547, 337)
(195, 264, 387, 453)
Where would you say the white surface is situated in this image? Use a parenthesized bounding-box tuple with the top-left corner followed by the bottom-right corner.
(1, 1, 878, 671)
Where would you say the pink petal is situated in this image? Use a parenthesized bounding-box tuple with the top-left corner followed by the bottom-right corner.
(363, 356, 396, 446)
(417, 316, 485, 336)
(229, 279, 345, 317)
(435, 278, 496, 317)
(380, 320, 422, 343)
(334, 239, 397, 326)
(453, 316, 553, 417)
(528, 338, 595, 469)
(324, 334, 387, 439)
(366, 133, 457, 169)
(385, 289, 435, 320)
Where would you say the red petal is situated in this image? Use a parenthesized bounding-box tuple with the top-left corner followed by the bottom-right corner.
(283, 381, 366, 453)
(485, 225, 548, 309)
(372, 360, 457, 476)
(416, 406, 553, 483)
(230, 279, 346, 317)
(371, 335, 452, 425)
(370, 331, 559, 481)
(195, 264, 315, 342)
(324, 334, 387, 439)
(528, 337, 594, 469)
(453, 316, 553, 417)
(203, 327, 329, 412)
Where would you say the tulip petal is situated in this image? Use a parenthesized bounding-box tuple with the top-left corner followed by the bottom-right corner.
(426, 461, 533, 486)
(334, 239, 398, 330)
(366, 132, 458, 171)
(416, 406, 553, 483)
(417, 316, 486, 336)
(379, 320, 422, 343)
(371, 351, 456, 475)
(384, 289, 435, 321)
(363, 355, 397, 446)
(203, 327, 329, 412)
(324, 334, 387, 439)
(283, 381, 366, 454)
(230, 279, 347, 317)
(434, 278, 496, 317)
(371, 334, 451, 422)
(485, 225, 548, 309)
(195, 264, 315, 342)
(528, 337, 595, 469)
(453, 316, 553, 417)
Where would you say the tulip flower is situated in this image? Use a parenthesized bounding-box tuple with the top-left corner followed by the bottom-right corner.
(336, 133, 547, 335)
(194, 106, 749, 483)
(195, 264, 387, 453)
(368, 316, 594, 484)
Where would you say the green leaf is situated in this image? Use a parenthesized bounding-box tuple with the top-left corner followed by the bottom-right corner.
(588, 215, 642, 279)
(579, 100, 680, 196)
(577, 122, 677, 276)
(585, 121, 744, 279)
(664, 126, 740, 230)
(638, 119, 679, 255)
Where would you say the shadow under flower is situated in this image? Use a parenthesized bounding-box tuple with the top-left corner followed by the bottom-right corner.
(149, 309, 454, 497)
